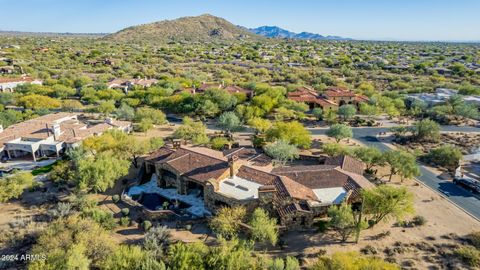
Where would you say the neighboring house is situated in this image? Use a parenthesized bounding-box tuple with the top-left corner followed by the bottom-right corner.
(288, 86, 368, 110)
(0, 66, 15, 74)
(107, 78, 158, 93)
(0, 76, 43, 93)
(0, 112, 132, 162)
(138, 146, 373, 229)
(406, 88, 480, 107)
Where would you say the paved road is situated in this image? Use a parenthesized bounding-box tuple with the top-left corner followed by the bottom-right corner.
(310, 125, 480, 221)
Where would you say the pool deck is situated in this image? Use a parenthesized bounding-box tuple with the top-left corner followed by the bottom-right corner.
(126, 174, 211, 217)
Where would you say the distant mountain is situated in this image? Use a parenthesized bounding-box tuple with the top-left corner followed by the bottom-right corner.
(104, 14, 264, 43)
(248, 26, 350, 40)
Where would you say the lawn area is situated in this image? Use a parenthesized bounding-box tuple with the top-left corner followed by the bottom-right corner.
(31, 161, 58, 176)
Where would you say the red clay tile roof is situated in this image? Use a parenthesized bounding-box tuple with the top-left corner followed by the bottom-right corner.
(272, 164, 373, 200)
(236, 166, 278, 185)
(223, 147, 272, 166)
(223, 85, 252, 95)
(324, 87, 356, 97)
(274, 176, 317, 201)
(148, 147, 230, 183)
(325, 155, 365, 175)
(0, 76, 37, 84)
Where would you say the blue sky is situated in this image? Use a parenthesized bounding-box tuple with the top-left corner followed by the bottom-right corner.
(1, 0, 479, 41)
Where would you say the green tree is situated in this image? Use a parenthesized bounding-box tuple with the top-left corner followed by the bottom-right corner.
(203, 89, 237, 111)
(425, 145, 462, 170)
(383, 150, 420, 182)
(196, 99, 219, 118)
(76, 151, 130, 192)
(264, 140, 299, 165)
(52, 84, 76, 99)
(29, 215, 116, 269)
(353, 147, 384, 171)
(210, 206, 246, 239)
(173, 117, 209, 145)
(247, 117, 272, 133)
(97, 100, 116, 116)
(362, 185, 415, 226)
(115, 103, 135, 120)
(0, 172, 34, 203)
(61, 99, 83, 112)
(312, 107, 323, 120)
(210, 137, 230, 150)
(167, 242, 209, 270)
(101, 245, 165, 270)
(18, 94, 61, 110)
(412, 119, 440, 142)
(135, 107, 167, 125)
(328, 203, 355, 242)
(326, 124, 353, 143)
(322, 143, 351, 157)
(359, 103, 378, 119)
(266, 121, 311, 149)
(217, 111, 242, 132)
(137, 118, 154, 133)
(207, 238, 259, 270)
(249, 208, 278, 246)
(337, 105, 357, 121)
(323, 109, 338, 124)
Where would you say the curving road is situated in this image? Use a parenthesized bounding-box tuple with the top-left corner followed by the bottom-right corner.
(310, 125, 480, 221)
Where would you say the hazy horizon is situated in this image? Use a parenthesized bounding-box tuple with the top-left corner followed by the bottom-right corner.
(1, 0, 479, 42)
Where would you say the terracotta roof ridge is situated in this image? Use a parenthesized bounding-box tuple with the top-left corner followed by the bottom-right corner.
(166, 153, 190, 163)
(247, 153, 264, 162)
(180, 146, 227, 162)
(224, 147, 245, 157)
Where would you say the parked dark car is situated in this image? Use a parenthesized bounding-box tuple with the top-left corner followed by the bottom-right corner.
(453, 177, 480, 193)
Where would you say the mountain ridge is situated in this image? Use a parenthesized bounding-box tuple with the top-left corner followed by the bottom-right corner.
(248, 25, 350, 40)
(104, 14, 264, 43)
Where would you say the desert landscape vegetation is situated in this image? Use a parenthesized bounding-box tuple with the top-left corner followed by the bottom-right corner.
(1, 2, 480, 269)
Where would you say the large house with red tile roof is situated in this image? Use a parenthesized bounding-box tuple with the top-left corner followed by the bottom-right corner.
(137, 145, 374, 228)
(0, 76, 43, 93)
(288, 86, 369, 111)
(0, 112, 132, 162)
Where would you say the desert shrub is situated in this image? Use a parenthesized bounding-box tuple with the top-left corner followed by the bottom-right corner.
(210, 137, 230, 150)
(360, 245, 378, 255)
(143, 220, 152, 231)
(121, 208, 130, 217)
(48, 202, 73, 219)
(455, 246, 480, 267)
(467, 231, 480, 249)
(81, 207, 117, 230)
(112, 194, 120, 203)
(411, 215, 427, 226)
(120, 217, 130, 227)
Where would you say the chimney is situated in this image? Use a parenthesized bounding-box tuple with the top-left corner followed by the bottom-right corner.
(228, 155, 237, 178)
(52, 124, 61, 141)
